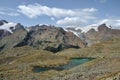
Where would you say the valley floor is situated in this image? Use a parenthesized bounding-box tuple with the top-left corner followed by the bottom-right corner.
(0, 38, 120, 80)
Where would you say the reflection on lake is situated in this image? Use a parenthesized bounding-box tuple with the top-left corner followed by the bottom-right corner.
(33, 58, 93, 73)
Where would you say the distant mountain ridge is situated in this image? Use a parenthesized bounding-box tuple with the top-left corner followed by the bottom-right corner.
(66, 24, 120, 46)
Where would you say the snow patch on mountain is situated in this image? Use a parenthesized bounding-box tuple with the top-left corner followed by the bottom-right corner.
(66, 23, 112, 33)
(0, 22, 17, 33)
(25, 27, 30, 32)
(69, 30, 79, 37)
(65, 23, 113, 39)
(76, 24, 98, 33)
(65, 24, 98, 37)
(65, 24, 98, 35)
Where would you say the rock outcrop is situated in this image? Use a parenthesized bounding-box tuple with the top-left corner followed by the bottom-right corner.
(15, 25, 85, 52)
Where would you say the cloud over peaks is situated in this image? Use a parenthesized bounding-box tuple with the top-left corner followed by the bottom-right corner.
(85, 18, 120, 29)
(18, 3, 97, 19)
(17, 3, 97, 27)
(99, 19, 120, 29)
(57, 17, 88, 26)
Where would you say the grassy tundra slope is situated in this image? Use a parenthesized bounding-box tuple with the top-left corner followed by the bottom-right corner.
(0, 38, 120, 80)
(52, 38, 120, 80)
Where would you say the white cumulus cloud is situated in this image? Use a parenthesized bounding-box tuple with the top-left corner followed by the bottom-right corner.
(7, 12, 20, 16)
(0, 11, 19, 16)
(18, 3, 97, 19)
(57, 17, 88, 26)
(56, 15, 96, 27)
(82, 8, 97, 12)
(17, 3, 101, 28)
(0, 8, 20, 17)
(102, 19, 120, 29)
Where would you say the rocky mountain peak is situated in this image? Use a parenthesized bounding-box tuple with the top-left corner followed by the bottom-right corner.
(12, 23, 26, 32)
(98, 23, 110, 32)
(0, 20, 17, 33)
(87, 28, 97, 33)
(0, 20, 8, 26)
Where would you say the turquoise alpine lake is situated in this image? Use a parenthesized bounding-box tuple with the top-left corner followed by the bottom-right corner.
(33, 58, 93, 73)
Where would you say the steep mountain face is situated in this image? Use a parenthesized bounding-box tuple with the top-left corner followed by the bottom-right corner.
(0, 22, 27, 52)
(66, 24, 120, 46)
(15, 25, 86, 53)
(66, 27, 85, 41)
(0, 20, 86, 53)
(0, 20, 12, 39)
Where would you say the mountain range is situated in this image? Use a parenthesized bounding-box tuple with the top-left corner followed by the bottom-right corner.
(0, 20, 86, 54)
(66, 24, 120, 46)
(0, 20, 120, 54)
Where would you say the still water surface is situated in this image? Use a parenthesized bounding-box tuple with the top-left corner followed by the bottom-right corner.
(33, 58, 93, 72)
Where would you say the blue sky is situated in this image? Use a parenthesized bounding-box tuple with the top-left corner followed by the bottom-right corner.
(0, 0, 120, 28)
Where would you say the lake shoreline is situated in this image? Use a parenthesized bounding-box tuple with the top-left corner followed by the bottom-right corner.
(32, 58, 94, 73)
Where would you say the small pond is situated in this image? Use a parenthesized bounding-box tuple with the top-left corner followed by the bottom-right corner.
(33, 58, 93, 73)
